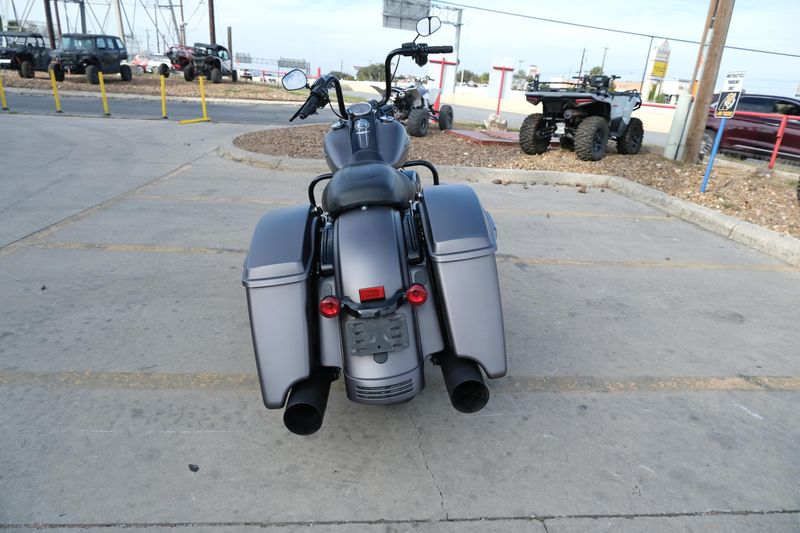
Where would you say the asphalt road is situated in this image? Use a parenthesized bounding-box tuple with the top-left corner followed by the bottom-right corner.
(1, 114, 799, 532)
(3, 90, 669, 146)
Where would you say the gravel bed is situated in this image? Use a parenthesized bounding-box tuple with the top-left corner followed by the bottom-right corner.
(234, 123, 800, 238)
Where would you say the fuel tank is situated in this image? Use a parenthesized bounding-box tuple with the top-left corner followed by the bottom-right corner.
(323, 119, 410, 171)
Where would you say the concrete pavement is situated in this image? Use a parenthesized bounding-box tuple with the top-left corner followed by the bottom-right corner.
(1, 114, 799, 532)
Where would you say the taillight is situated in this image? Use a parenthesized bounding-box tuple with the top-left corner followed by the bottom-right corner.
(575, 98, 593, 104)
(526, 96, 540, 105)
(406, 284, 428, 306)
(319, 296, 340, 318)
(359, 286, 385, 302)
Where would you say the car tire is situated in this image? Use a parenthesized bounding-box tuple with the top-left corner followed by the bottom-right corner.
(438, 104, 454, 130)
(50, 64, 65, 82)
(406, 108, 429, 137)
(183, 66, 195, 82)
(519, 113, 550, 155)
(19, 60, 35, 78)
(120, 64, 132, 82)
(616, 117, 644, 155)
(210, 66, 222, 83)
(231, 70, 238, 83)
(135, 65, 144, 75)
(86, 64, 99, 85)
(575, 116, 610, 161)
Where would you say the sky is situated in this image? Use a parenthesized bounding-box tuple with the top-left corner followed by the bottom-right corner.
(12, 0, 800, 96)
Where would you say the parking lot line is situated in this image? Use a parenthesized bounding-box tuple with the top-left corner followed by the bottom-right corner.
(497, 254, 800, 272)
(490, 208, 674, 220)
(2, 370, 799, 394)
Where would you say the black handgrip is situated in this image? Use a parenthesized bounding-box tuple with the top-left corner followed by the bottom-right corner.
(426, 45, 453, 54)
(291, 93, 321, 121)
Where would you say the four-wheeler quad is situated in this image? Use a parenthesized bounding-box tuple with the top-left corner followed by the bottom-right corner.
(378, 77, 454, 137)
(50, 33, 131, 84)
(0, 32, 51, 78)
(520, 74, 643, 161)
(167, 42, 237, 83)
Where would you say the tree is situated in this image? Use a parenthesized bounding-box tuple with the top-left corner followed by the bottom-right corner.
(356, 63, 385, 81)
(589, 65, 603, 76)
(329, 70, 354, 80)
(478, 72, 489, 84)
(456, 69, 481, 84)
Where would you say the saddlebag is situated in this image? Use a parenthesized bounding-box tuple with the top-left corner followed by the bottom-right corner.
(419, 184, 507, 378)
(242, 205, 318, 409)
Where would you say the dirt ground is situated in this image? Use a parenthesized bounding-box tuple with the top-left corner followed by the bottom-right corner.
(234, 123, 800, 238)
(0, 69, 306, 101)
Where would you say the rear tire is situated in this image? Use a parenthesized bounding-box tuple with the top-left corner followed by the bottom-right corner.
(19, 60, 34, 78)
(519, 113, 550, 155)
(617, 117, 643, 154)
(574, 116, 610, 161)
(135, 65, 144, 75)
(158, 64, 170, 78)
(183, 65, 195, 82)
(231, 70, 238, 83)
(86, 64, 99, 85)
(438, 104, 453, 130)
(120, 64, 132, 82)
(50, 64, 64, 82)
(407, 108, 429, 137)
(210, 66, 222, 83)
(700, 128, 715, 159)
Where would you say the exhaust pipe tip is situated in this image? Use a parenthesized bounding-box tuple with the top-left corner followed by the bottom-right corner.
(437, 352, 490, 413)
(283, 370, 332, 436)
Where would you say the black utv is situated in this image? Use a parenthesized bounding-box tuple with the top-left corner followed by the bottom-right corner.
(50, 34, 131, 84)
(0, 32, 51, 78)
(169, 42, 237, 83)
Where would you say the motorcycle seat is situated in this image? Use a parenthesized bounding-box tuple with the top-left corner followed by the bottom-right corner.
(321, 161, 417, 216)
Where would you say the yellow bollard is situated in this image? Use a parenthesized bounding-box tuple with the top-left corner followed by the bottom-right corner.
(49, 68, 62, 113)
(0, 76, 8, 110)
(98, 71, 110, 116)
(160, 74, 167, 119)
(179, 75, 211, 124)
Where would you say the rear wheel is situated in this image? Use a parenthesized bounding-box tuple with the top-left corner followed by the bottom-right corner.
(519, 113, 550, 155)
(158, 64, 170, 78)
(210, 66, 222, 83)
(231, 70, 238, 83)
(183, 65, 195, 82)
(120, 64, 132, 82)
(617, 117, 643, 154)
(700, 128, 715, 158)
(135, 65, 144, 75)
(574, 116, 610, 161)
(407, 108, 429, 137)
(86, 64, 99, 85)
(19, 60, 34, 78)
(438, 104, 453, 130)
(49, 64, 64, 82)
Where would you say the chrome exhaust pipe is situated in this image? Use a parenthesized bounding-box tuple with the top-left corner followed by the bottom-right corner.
(283, 370, 332, 435)
(437, 351, 489, 413)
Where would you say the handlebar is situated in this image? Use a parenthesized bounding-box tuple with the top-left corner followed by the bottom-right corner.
(290, 75, 348, 122)
(379, 43, 454, 107)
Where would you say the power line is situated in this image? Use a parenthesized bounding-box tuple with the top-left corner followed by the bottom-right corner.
(434, 0, 800, 59)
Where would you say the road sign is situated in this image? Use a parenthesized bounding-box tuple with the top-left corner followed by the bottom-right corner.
(714, 71, 746, 119)
(382, 0, 430, 31)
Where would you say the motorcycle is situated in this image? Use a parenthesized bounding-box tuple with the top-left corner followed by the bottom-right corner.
(242, 16, 506, 435)
(382, 77, 455, 137)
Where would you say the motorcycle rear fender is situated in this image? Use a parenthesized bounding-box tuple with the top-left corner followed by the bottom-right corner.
(419, 184, 507, 378)
(242, 204, 318, 409)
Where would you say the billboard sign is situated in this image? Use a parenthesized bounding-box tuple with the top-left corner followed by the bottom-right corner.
(382, 0, 431, 32)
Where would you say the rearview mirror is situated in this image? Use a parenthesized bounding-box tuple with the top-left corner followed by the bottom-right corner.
(282, 69, 307, 91)
(416, 16, 441, 37)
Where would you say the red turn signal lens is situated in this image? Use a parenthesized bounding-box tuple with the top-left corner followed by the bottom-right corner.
(319, 296, 340, 318)
(406, 284, 428, 306)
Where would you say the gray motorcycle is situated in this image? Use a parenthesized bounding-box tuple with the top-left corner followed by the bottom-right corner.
(242, 17, 506, 435)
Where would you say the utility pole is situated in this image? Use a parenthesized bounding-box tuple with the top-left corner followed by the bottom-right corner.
(600, 46, 609, 73)
(577, 48, 586, 78)
(154, 3, 159, 52)
(452, 7, 462, 94)
(43, 0, 56, 48)
(208, 0, 216, 44)
(178, 0, 185, 47)
(167, 0, 180, 45)
(227, 26, 232, 71)
(681, 0, 735, 164)
(52, 0, 62, 38)
(79, 0, 86, 33)
(112, 0, 125, 45)
(145, 28, 150, 52)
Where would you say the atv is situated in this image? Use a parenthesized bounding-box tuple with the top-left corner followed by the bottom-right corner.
(520, 74, 643, 161)
(167, 42, 237, 83)
(379, 77, 454, 137)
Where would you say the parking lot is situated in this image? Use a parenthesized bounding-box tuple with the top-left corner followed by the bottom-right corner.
(1, 114, 799, 532)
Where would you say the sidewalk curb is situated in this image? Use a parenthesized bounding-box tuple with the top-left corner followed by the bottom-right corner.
(218, 142, 800, 267)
